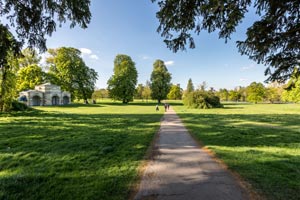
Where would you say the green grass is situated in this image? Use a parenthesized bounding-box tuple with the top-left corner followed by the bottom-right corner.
(0, 102, 164, 200)
(173, 103, 300, 200)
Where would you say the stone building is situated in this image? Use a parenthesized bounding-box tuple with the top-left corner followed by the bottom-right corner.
(19, 83, 71, 106)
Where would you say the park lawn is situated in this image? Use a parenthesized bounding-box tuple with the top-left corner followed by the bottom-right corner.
(173, 103, 300, 200)
(0, 102, 163, 200)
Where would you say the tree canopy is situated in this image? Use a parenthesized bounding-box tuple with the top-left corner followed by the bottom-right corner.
(0, 0, 91, 52)
(47, 47, 98, 101)
(150, 60, 172, 103)
(107, 54, 138, 104)
(152, 0, 300, 82)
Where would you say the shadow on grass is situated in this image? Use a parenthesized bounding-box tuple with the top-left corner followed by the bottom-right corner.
(0, 110, 163, 200)
(176, 112, 300, 200)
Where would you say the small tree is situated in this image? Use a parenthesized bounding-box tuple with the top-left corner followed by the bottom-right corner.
(167, 84, 182, 100)
(107, 54, 138, 103)
(246, 82, 266, 103)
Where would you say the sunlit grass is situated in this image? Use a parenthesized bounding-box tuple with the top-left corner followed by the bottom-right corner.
(0, 102, 163, 200)
(173, 103, 300, 200)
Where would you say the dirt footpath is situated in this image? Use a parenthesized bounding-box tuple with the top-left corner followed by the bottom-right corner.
(134, 107, 250, 200)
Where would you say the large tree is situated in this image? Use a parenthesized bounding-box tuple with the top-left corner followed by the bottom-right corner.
(0, 25, 22, 111)
(107, 54, 138, 104)
(152, 0, 300, 82)
(0, 0, 91, 111)
(47, 47, 98, 102)
(150, 60, 172, 103)
(16, 64, 44, 92)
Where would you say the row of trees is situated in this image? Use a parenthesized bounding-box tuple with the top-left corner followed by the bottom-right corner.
(0, 47, 98, 111)
(124, 72, 300, 105)
(107, 55, 172, 104)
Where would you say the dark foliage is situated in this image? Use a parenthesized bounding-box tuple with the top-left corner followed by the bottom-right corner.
(152, 0, 300, 82)
(184, 90, 223, 109)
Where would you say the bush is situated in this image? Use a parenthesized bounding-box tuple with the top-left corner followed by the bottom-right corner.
(183, 91, 223, 109)
(11, 100, 30, 111)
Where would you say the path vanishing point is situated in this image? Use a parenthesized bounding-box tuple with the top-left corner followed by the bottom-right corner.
(134, 107, 251, 200)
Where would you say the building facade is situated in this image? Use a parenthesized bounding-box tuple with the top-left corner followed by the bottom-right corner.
(19, 83, 71, 106)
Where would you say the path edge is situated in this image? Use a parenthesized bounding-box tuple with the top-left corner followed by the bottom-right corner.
(177, 113, 266, 200)
(128, 114, 164, 200)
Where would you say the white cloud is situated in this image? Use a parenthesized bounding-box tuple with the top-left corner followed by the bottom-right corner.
(90, 54, 99, 60)
(164, 60, 174, 66)
(80, 48, 92, 55)
(241, 64, 255, 71)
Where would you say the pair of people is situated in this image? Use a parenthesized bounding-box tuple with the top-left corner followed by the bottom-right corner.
(156, 103, 170, 111)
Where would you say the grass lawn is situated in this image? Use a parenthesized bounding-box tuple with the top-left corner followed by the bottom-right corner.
(173, 102, 300, 200)
(0, 102, 164, 200)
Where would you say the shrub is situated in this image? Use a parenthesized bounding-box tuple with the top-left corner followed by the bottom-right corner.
(183, 90, 223, 109)
(11, 100, 30, 111)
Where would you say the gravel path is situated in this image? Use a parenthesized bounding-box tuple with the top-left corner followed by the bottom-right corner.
(134, 107, 250, 200)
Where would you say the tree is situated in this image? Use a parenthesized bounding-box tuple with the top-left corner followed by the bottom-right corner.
(92, 89, 109, 100)
(16, 64, 44, 92)
(0, 0, 91, 111)
(150, 60, 172, 103)
(17, 48, 41, 68)
(0, 25, 22, 112)
(152, 0, 300, 82)
(246, 82, 266, 103)
(142, 81, 152, 102)
(186, 78, 195, 93)
(281, 68, 300, 103)
(228, 90, 241, 102)
(217, 88, 229, 101)
(47, 47, 98, 102)
(167, 84, 182, 100)
(135, 84, 144, 100)
(107, 54, 138, 104)
(0, 0, 91, 53)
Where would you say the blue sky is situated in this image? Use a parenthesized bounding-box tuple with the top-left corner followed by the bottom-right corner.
(43, 0, 267, 90)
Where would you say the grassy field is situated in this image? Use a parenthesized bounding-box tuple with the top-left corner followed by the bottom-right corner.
(0, 102, 164, 200)
(173, 103, 300, 200)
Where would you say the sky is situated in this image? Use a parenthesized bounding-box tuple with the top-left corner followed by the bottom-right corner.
(42, 1, 267, 90)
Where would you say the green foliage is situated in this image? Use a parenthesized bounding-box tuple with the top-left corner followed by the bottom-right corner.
(246, 82, 266, 103)
(0, 103, 163, 200)
(150, 60, 172, 103)
(174, 103, 300, 200)
(0, 0, 91, 52)
(183, 90, 223, 109)
(17, 48, 41, 68)
(0, 25, 22, 112)
(167, 84, 182, 100)
(107, 54, 138, 104)
(281, 67, 300, 103)
(11, 100, 29, 111)
(186, 78, 194, 93)
(47, 47, 98, 101)
(135, 84, 144, 99)
(16, 64, 44, 92)
(92, 89, 109, 100)
(142, 81, 152, 102)
(152, 0, 300, 82)
(216, 88, 229, 101)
